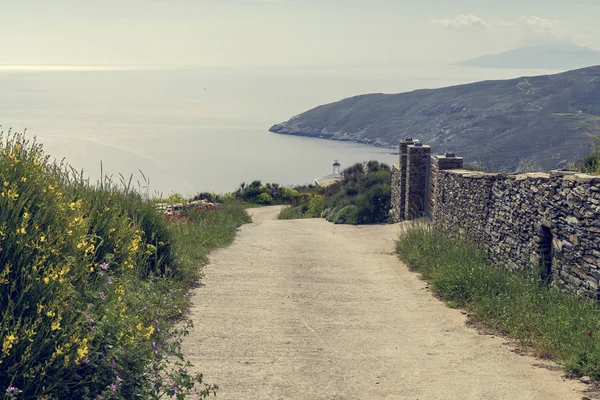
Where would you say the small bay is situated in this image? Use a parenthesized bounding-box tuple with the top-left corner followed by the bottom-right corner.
(0, 64, 558, 195)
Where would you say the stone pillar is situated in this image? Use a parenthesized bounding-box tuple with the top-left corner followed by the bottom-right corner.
(433, 152, 464, 170)
(396, 137, 416, 221)
(429, 152, 463, 220)
(405, 143, 431, 219)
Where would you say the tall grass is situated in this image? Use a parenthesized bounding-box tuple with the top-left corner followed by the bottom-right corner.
(167, 202, 251, 276)
(396, 224, 600, 378)
(576, 133, 600, 175)
(0, 131, 250, 399)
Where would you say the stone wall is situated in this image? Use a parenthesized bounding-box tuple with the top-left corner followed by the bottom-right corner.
(389, 137, 600, 299)
(433, 169, 600, 299)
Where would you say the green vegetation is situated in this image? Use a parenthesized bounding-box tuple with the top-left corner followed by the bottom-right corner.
(396, 224, 600, 378)
(279, 161, 392, 225)
(574, 133, 600, 175)
(0, 132, 249, 399)
(230, 181, 290, 205)
(151, 192, 187, 205)
(277, 206, 306, 220)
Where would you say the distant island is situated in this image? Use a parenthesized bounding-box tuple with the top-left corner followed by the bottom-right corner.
(457, 43, 600, 70)
(270, 66, 600, 171)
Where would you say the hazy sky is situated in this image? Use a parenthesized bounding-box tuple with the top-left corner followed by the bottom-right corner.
(1, 0, 598, 67)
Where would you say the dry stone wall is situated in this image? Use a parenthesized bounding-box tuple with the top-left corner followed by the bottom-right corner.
(390, 138, 600, 299)
(433, 169, 600, 299)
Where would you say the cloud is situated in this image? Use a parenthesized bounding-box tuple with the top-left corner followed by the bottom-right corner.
(433, 14, 573, 44)
(516, 16, 571, 44)
(517, 16, 560, 32)
(433, 15, 490, 30)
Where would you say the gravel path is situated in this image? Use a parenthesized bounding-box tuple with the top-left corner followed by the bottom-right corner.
(183, 206, 585, 399)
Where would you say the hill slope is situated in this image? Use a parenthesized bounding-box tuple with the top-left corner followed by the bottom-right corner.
(457, 44, 600, 70)
(270, 66, 600, 170)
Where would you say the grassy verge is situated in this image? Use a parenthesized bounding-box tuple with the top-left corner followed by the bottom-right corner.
(167, 201, 251, 280)
(0, 132, 250, 399)
(396, 224, 600, 379)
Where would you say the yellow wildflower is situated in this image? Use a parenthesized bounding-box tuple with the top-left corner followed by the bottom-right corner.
(136, 322, 143, 331)
(85, 244, 95, 254)
(43, 277, 50, 284)
(76, 342, 88, 362)
(6, 190, 19, 201)
(145, 325, 155, 339)
(40, 235, 45, 242)
(52, 345, 62, 358)
(21, 176, 27, 182)
(51, 319, 61, 331)
(2, 334, 18, 352)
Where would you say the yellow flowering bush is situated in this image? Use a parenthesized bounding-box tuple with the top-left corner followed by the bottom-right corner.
(0, 132, 233, 399)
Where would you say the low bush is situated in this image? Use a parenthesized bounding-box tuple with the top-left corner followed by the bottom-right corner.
(332, 205, 359, 225)
(306, 194, 325, 217)
(0, 132, 249, 399)
(572, 132, 600, 175)
(274, 161, 392, 224)
(278, 206, 305, 220)
(324, 161, 392, 224)
(320, 208, 332, 219)
(233, 181, 309, 206)
(257, 192, 273, 205)
(396, 223, 600, 379)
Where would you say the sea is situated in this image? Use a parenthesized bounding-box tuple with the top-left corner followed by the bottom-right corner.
(0, 64, 559, 196)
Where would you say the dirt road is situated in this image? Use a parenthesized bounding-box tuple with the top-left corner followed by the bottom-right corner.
(183, 206, 584, 399)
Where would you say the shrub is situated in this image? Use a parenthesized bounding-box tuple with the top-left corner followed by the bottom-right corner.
(0, 132, 248, 398)
(307, 194, 325, 217)
(278, 206, 304, 220)
(323, 161, 391, 225)
(192, 192, 222, 203)
(257, 192, 273, 205)
(574, 132, 600, 175)
(165, 192, 186, 204)
(332, 205, 359, 225)
(360, 184, 391, 224)
(281, 187, 300, 203)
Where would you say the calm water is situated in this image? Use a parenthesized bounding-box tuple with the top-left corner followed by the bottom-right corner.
(0, 64, 559, 195)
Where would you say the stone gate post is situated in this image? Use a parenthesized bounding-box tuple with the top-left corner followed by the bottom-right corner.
(405, 143, 431, 219)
